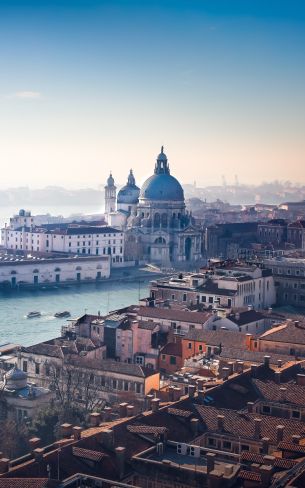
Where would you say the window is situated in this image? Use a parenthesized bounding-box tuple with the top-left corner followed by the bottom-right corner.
(188, 342, 192, 349)
(207, 438, 216, 447)
(171, 294, 175, 300)
(124, 382, 129, 391)
(199, 344, 203, 351)
(161, 354, 166, 361)
(135, 356, 144, 365)
(223, 440, 232, 450)
(262, 405, 271, 414)
(170, 356, 176, 365)
(208, 297, 213, 304)
(292, 410, 301, 419)
(201, 296, 206, 303)
(23, 360, 28, 372)
(35, 363, 40, 375)
(183, 293, 187, 302)
(241, 444, 249, 451)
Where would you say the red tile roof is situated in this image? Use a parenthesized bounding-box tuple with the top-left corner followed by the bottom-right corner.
(167, 408, 192, 418)
(0, 480, 59, 488)
(239, 470, 262, 482)
(277, 442, 305, 454)
(260, 320, 305, 345)
(127, 425, 168, 435)
(72, 447, 107, 462)
(160, 342, 182, 357)
(137, 306, 212, 324)
(253, 378, 305, 406)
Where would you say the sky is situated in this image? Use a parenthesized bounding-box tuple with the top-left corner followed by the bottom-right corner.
(0, 0, 305, 189)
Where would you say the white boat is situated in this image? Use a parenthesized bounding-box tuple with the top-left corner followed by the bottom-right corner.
(54, 311, 71, 318)
(26, 311, 41, 319)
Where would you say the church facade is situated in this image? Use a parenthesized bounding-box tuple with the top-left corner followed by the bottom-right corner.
(105, 147, 203, 266)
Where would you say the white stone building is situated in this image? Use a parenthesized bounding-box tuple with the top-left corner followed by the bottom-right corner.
(0, 253, 110, 287)
(1, 223, 125, 267)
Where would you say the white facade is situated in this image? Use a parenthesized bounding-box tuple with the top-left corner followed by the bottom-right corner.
(0, 255, 110, 287)
(1, 225, 125, 267)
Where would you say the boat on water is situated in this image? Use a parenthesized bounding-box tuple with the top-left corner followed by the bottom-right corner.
(26, 311, 41, 319)
(54, 311, 71, 318)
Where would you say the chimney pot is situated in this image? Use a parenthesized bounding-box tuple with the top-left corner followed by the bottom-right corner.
(274, 371, 281, 384)
(127, 405, 135, 417)
(254, 418, 262, 439)
(217, 415, 225, 432)
(188, 385, 196, 398)
(29, 437, 41, 451)
(119, 402, 128, 418)
(206, 452, 216, 473)
(247, 402, 255, 413)
(115, 446, 126, 479)
(151, 398, 160, 412)
(0, 458, 10, 474)
(190, 418, 199, 436)
(276, 425, 285, 443)
(292, 434, 301, 445)
(73, 426, 82, 440)
(277, 359, 282, 368)
(101, 429, 114, 450)
(89, 412, 101, 427)
(33, 448, 44, 462)
(264, 356, 270, 368)
(280, 387, 287, 402)
(61, 423, 72, 438)
(297, 374, 305, 386)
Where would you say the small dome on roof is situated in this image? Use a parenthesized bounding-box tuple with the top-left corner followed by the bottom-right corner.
(5, 365, 27, 389)
(117, 169, 140, 205)
(106, 173, 115, 187)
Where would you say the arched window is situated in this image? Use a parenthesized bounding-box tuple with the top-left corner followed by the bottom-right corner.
(155, 237, 166, 245)
(154, 213, 161, 228)
(54, 267, 61, 272)
(10, 270, 17, 275)
(161, 213, 168, 228)
(76, 266, 82, 271)
(33, 269, 39, 274)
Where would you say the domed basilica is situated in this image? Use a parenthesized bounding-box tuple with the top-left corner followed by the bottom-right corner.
(105, 147, 203, 266)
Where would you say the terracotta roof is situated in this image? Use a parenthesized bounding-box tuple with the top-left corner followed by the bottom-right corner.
(160, 342, 182, 357)
(72, 446, 106, 462)
(277, 442, 305, 454)
(21, 343, 63, 359)
(241, 451, 297, 469)
(70, 357, 156, 378)
(138, 321, 159, 331)
(227, 310, 265, 326)
(239, 470, 262, 482)
(219, 347, 294, 365)
(260, 320, 305, 345)
(137, 306, 212, 324)
(127, 425, 168, 434)
(184, 328, 248, 349)
(195, 405, 305, 443)
(0, 480, 59, 487)
(253, 378, 305, 406)
(167, 408, 192, 418)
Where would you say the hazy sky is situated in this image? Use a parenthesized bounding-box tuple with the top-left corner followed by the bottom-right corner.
(0, 0, 305, 188)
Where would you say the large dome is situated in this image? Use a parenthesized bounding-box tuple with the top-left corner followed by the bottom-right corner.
(139, 147, 184, 202)
(117, 170, 140, 205)
(140, 173, 184, 201)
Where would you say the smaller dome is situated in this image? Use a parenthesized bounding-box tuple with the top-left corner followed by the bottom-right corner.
(5, 365, 27, 389)
(157, 146, 167, 161)
(117, 170, 140, 205)
(106, 173, 115, 187)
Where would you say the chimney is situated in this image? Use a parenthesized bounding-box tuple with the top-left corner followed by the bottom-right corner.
(264, 356, 270, 368)
(222, 367, 230, 380)
(276, 425, 285, 443)
(297, 374, 305, 386)
(61, 423, 72, 438)
(115, 446, 126, 479)
(254, 418, 262, 439)
(89, 412, 101, 427)
(127, 405, 135, 417)
(0, 459, 9, 474)
(247, 402, 255, 413)
(277, 359, 282, 368)
(188, 385, 196, 398)
(29, 437, 41, 452)
(73, 426, 82, 441)
(236, 361, 244, 373)
(292, 435, 301, 445)
(251, 364, 259, 378)
(280, 387, 287, 402)
(101, 429, 114, 450)
(151, 398, 160, 412)
(227, 362, 234, 376)
(274, 371, 281, 384)
(206, 452, 216, 473)
(168, 386, 175, 402)
(173, 387, 182, 401)
(102, 406, 112, 422)
(263, 455, 275, 466)
(261, 437, 270, 454)
(294, 320, 299, 327)
(119, 402, 128, 418)
(33, 448, 44, 462)
(198, 389, 206, 400)
(197, 379, 204, 390)
(259, 464, 273, 488)
(146, 394, 154, 410)
(217, 415, 225, 432)
(190, 418, 199, 436)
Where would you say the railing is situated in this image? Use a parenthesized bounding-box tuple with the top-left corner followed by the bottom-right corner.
(61, 473, 140, 487)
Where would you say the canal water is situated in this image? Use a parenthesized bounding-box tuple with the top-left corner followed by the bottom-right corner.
(0, 279, 149, 347)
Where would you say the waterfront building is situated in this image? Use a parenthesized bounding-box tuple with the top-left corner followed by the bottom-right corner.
(0, 252, 110, 288)
(107, 147, 204, 266)
(149, 262, 276, 310)
(1, 223, 124, 267)
(257, 219, 288, 246)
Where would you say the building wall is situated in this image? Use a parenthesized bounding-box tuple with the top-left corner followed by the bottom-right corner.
(0, 256, 110, 286)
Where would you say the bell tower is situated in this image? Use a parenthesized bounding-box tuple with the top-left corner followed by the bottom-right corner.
(105, 172, 116, 214)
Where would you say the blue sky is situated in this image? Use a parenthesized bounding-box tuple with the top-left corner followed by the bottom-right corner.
(0, 0, 304, 188)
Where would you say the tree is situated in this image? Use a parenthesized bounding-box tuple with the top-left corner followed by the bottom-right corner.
(0, 419, 28, 458)
(48, 359, 106, 413)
